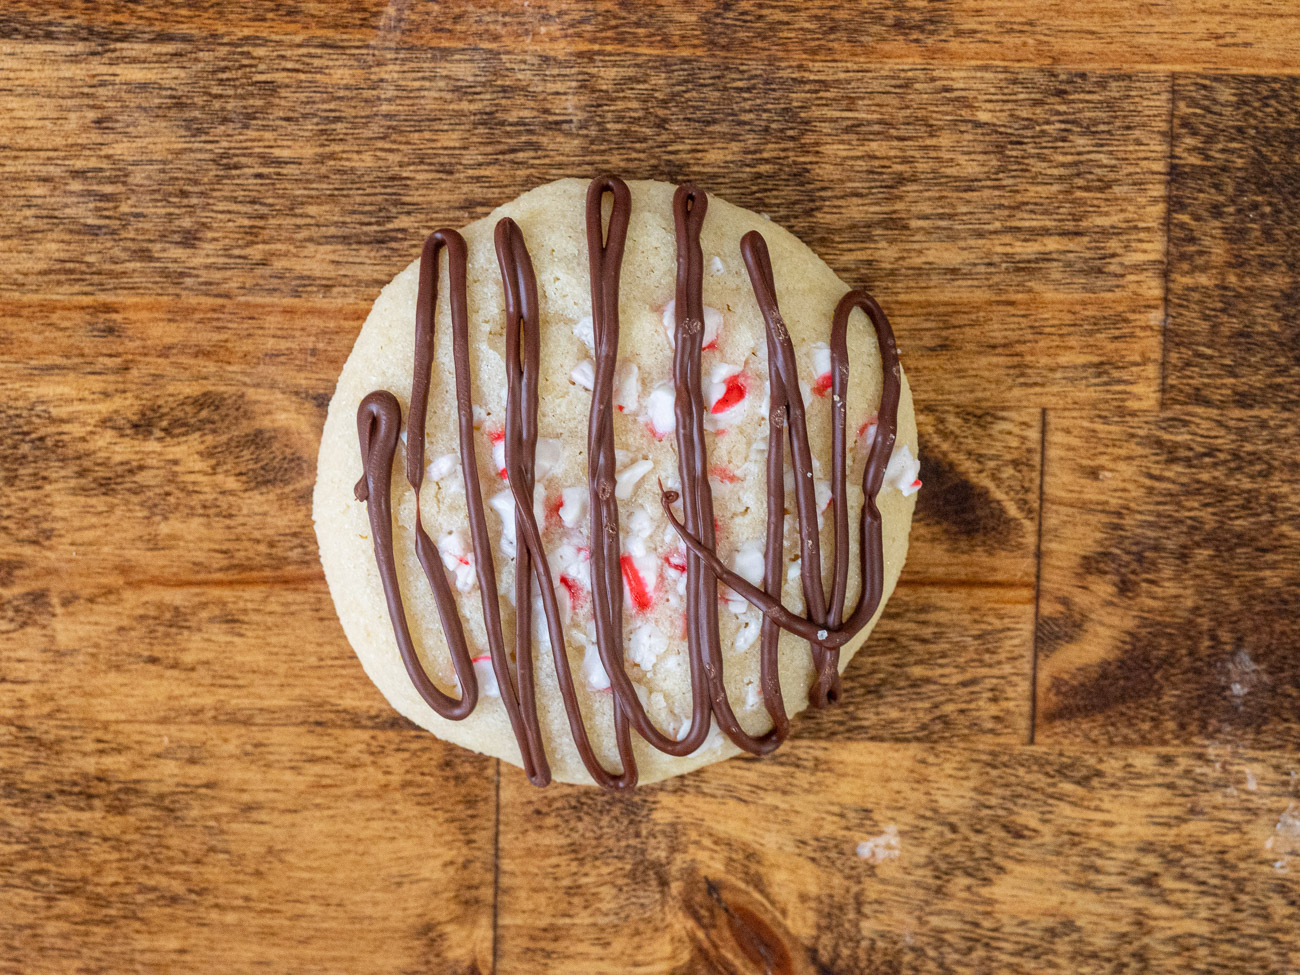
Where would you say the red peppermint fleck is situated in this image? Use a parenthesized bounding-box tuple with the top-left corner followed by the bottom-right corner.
(620, 554, 654, 611)
(710, 373, 747, 414)
(857, 415, 878, 440)
(709, 464, 741, 484)
(545, 493, 564, 528)
(663, 551, 688, 574)
(911, 478, 923, 490)
(813, 373, 833, 397)
(559, 574, 585, 608)
(470, 654, 491, 664)
(488, 429, 505, 444)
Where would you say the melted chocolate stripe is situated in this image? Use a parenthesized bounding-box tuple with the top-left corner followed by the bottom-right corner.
(355, 391, 478, 719)
(671, 187, 783, 756)
(581, 177, 639, 789)
(740, 232, 839, 708)
(495, 218, 553, 788)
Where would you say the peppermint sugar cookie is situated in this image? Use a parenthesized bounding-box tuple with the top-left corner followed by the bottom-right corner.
(313, 176, 920, 789)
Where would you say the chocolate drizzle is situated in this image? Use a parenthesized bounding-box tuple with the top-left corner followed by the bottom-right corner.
(354, 176, 902, 790)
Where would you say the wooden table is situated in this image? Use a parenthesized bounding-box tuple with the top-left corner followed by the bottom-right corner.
(4, 3, 1299, 971)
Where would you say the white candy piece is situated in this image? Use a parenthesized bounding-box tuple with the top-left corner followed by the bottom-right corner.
(705, 363, 748, 429)
(491, 437, 507, 479)
(534, 438, 563, 480)
(615, 458, 654, 499)
(644, 382, 677, 439)
(426, 452, 458, 482)
(622, 551, 659, 610)
(472, 405, 487, 429)
(573, 315, 595, 352)
(710, 256, 725, 275)
(570, 359, 595, 390)
(627, 506, 653, 538)
(627, 623, 667, 670)
(662, 299, 723, 349)
(558, 487, 588, 528)
(472, 656, 500, 698)
(735, 616, 761, 653)
(883, 444, 922, 497)
(614, 361, 640, 412)
(583, 642, 611, 691)
(553, 541, 590, 590)
(437, 531, 477, 593)
(725, 540, 766, 615)
(810, 342, 832, 385)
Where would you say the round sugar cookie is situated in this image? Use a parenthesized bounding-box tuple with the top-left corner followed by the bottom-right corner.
(313, 177, 919, 788)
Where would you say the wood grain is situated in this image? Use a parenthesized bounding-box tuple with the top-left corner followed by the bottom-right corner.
(1035, 410, 1300, 749)
(2, 5, 1299, 971)
(0, 720, 496, 974)
(497, 740, 1300, 974)
(1164, 75, 1300, 409)
(1, 44, 1167, 406)
(3, 1, 1300, 74)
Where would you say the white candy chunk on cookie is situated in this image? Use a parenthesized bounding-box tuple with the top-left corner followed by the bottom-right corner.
(583, 642, 611, 691)
(427, 452, 458, 482)
(614, 361, 639, 413)
(534, 438, 563, 480)
(489, 489, 516, 545)
(573, 315, 595, 352)
(644, 382, 677, 439)
(489, 430, 507, 479)
(710, 256, 725, 275)
(615, 458, 654, 499)
(810, 342, 833, 397)
(628, 622, 667, 670)
(471, 655, 500, 698)
(627, 506, 653, 538)
(570, 359, 595, 390)
(884, 444, 922, 497)
(725, 540, 766, 615)
(558, 486, 588, 528)
(735, 615, 761, 653)
(705, 363, 748, 431)
(438, 531, 477, 593)
(661, 298, 722, 350)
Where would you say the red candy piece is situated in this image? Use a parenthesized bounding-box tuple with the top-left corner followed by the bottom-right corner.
(620, 554, 654, 611)
(813, 373, 833, 397)
(559, 574, 585, 609)
(709, 464, 741, 484)
(710, 373, 747, 414)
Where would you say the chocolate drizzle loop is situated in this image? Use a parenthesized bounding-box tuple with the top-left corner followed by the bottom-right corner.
(354, 177, 904, 790)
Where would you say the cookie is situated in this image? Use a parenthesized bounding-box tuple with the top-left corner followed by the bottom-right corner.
(314, 177, 920, 788)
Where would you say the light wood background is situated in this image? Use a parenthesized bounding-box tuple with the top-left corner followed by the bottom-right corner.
(3, 3, 1299, 972)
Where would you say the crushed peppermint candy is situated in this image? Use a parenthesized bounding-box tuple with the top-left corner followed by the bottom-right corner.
(471, 655, 500, 698)
(582, 642, 611, 691)
(627, 622, 667, 670)
(883, 444, 922, 497)
(558, 486, 588, 528)
(426, 452, 458, 482)
(643, 382, 677, 439)
(615, 458, 655, 499)
(534, 438, 563, 480)
(489, 429, 507, 479)
(570, 359, 595, 390)
(810, 343, 833, 397)
(437, 531, 477, 593)
(573, 315, 595, 352)
(621, 552, 658, 612)
(662, 298, 722, 350)
(707, 363, 748, 417)
(614, 361, 640, 413)
(710, 256, 725, 275)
